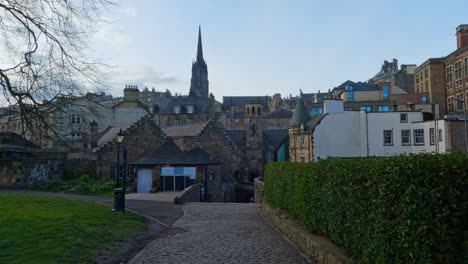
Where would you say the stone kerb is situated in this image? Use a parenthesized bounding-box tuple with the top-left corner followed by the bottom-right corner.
(262, 202, 350, 264)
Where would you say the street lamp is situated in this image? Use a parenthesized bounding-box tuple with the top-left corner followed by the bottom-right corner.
(454, 98, 468, 152)
(114, 128, 125, 212)
(115, 128, 125, 188)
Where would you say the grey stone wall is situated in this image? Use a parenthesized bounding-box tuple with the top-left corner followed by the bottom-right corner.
(0, 152, 64, 186)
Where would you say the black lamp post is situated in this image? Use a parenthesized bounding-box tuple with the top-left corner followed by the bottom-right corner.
(115, 128, 125, 187)
(114, 128, 125, 212)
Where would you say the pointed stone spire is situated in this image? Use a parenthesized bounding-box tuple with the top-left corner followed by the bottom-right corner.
(290, 97, 310, 126)
(197, 25, 203, 61)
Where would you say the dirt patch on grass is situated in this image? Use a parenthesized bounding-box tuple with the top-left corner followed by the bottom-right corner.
(94, 220, 168, 264)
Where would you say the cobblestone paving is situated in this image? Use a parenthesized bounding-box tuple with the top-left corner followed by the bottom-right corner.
(129, 203, 311, 264)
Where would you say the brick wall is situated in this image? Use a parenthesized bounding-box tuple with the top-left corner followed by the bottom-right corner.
(447, 120, 467, 152)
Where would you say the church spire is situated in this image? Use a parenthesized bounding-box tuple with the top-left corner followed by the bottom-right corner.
(197, 25, 204, 61)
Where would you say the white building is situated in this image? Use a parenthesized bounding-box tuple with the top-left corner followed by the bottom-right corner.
(312, 100, 449, 160)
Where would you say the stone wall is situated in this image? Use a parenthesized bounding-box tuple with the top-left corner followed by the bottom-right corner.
(262, 202, 349, 264)
(97, 116, 168, 180)
(254, 177, 264, 203)
(448, 120, 467, 152)
(178, 183, 203, 203)
(0, 151, 64, 186)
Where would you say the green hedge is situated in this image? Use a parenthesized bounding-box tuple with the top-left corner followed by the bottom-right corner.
(264, 153, 467, 264)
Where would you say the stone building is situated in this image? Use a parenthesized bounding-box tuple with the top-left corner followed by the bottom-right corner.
(413, 58, 446, 118)
(445, 25, 468, 115)
(262, 108, 293, 129)
(368, 59, 416, 93)
(139, 87, 172, 107)
(288, 97, 324, 163)
(189, 26, 209, 98)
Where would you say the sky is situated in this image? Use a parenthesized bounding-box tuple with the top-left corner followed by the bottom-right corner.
(87, 0, 468, 101)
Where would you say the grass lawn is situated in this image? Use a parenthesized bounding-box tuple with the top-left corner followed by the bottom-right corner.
(0, 193, 147, 264)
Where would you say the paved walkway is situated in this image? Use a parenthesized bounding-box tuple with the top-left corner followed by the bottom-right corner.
(129, 203, 312, 264)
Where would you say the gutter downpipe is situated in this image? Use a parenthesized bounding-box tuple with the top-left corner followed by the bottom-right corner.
(366, 111, 369, 157)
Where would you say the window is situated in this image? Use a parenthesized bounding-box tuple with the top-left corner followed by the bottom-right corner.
(456, 94, 464, 110)
(383, 130, 393, 145)
(455, 61, 462, 80)
(175, 119, 179, 126)
(235, 119, 239, 123)
(71, 132, 81, 138)
(348, 91, 354, 101)
(174, 106, 181, 114)
(290, 136, 294, 146)
(383, 86, 389, 98)
(422, 96, 427, 104)
(429, 128, 435, 145)
(414, 129, 424, 145)
(311, 108, 323, 113)
(401, 130, 411, 145)
(71, 115, 81, 124)
(465, 58, 468, 76)
(187, 105, 194, 114)
(164, 119, 168, 127)
(271, 120, 276, 128)
(301, 135, 305, 147)
(446, 66, 453, 83)
(378, 106, 390, 112)
(400, 113, 408, 123)
(300, 157, 305, 163)
(187, 119, 192, 125)
(424, 68, 428, 78)
(265, 151, 274, 162)
(225, 119, 229, 125)
(438, 129, 443, 142)
(360, 106, 371, 112)
(448, 97, 454, 113)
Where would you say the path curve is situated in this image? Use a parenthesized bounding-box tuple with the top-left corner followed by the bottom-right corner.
(129, 203, 313, 264)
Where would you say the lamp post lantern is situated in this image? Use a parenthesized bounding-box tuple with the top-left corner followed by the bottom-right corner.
(454, 98, 468, 153)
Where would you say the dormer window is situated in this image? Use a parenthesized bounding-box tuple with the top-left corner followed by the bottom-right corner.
(174, 106, 181, 114)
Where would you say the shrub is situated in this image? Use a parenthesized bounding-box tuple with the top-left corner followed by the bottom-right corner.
(264, 153, 467, 264)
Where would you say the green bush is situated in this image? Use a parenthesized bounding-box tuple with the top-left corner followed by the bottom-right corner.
(264, 153, 467, 264)
(32, 176, 116, 197)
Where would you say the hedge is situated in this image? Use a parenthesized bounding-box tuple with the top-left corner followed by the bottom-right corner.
(264, 153, 467, 264)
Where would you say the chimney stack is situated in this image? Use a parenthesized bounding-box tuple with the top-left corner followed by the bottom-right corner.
(456, 24, 468, 49)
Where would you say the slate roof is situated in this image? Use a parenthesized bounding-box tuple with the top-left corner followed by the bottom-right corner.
(223, 110, 246, 119)
(223, 96, 268, 108)
(306, 114, 326, 131)
(263, 128, 288, 148)
(225, 129, 246, 144)
(131, 140, 221, 165)
(334, 80, 378, 91)
(97, 123, 132, 146)
(290, 97, 310, 126)
(262, 108, 293, 119)
(158, 95, 210, 114)
(162, 121, 209, 137)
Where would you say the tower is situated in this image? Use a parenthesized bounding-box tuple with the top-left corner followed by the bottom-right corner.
(189, 26, 209, 97)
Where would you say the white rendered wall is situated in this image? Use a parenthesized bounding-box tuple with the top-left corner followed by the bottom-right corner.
(312, 111, 449, 160)
(367, 112, 448, 156)
(313, 111, 365, 160)
(323, 100, 344, 114)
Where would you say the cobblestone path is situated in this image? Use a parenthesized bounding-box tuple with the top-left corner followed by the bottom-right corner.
(129, 203, 312, 264)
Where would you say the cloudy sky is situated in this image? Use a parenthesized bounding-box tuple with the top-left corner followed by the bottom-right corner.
(90, 0, 467, 100)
